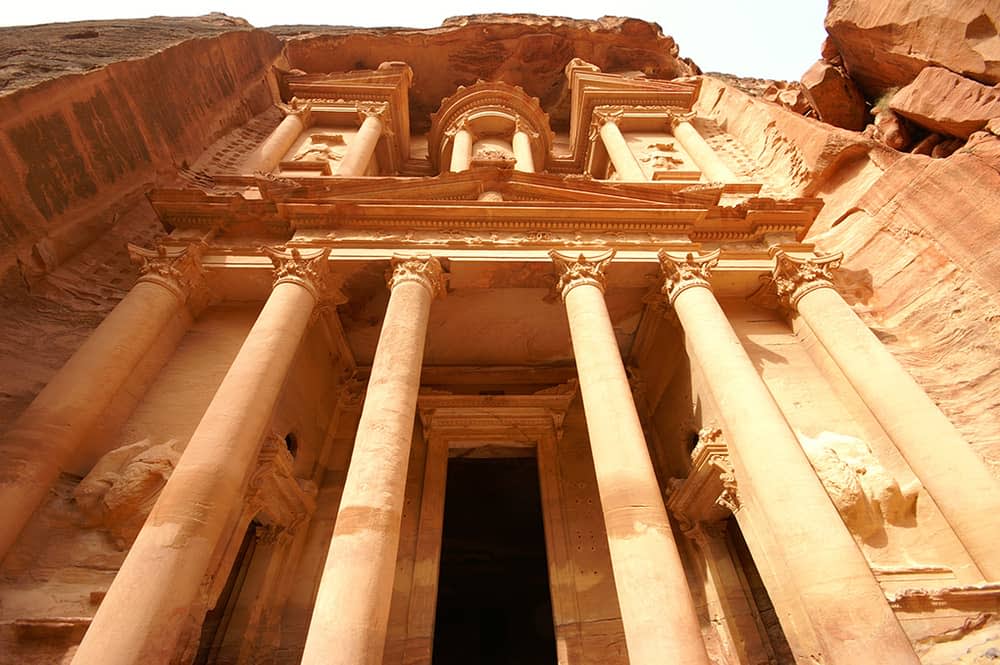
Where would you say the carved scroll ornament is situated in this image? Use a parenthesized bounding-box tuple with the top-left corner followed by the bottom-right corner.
(264, 246, 344, 305)
(128, 242, 206, 304)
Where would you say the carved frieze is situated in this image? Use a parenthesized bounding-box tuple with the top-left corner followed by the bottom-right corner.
(386, 254, 446, 297)
(770, 248, 843, 310)
(657, 249, 721, 304)
(549, 248, 615, 299)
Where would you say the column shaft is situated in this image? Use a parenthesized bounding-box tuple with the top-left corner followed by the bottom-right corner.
(449, 128, 473, 172)
(246, 111, 307, 173)
(512, 129, 535, 172)
(664, 256, 918, 663)
(0, 278, 189, 563)
(670, 118, 736, 182)
(554, 251, 710, 665)
(300, 258, 440, 665)
(338, 113, 383, 176)
(71, 254, 325, 665)
(599, 121, 645, 181)
(797, 285, 1000, 579)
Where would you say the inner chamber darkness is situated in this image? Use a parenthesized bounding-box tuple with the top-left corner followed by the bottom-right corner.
(433, 457, 557, 665)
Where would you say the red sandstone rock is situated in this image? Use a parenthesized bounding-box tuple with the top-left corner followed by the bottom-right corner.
(761, 81, 812, 115)
(889, 66, 1000, 139)
(801, 60, 867, 130)
(870, 107, 912, 151)
(825, 0, 1000, 96)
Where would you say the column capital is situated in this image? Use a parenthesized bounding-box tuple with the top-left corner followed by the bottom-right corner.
(588, 107, 625, 142)
(264, 247, 345, 305)
(278, 98, 313, 124)
(657, 249, 720, 304)
(387, 254, 446, 298)
(666, 110, 696, 131)
(549, 249, 615, 299)
(357, 101, 390, 122)
(444, 114, 473, 139)
(770, 248, 843, 310)
(128, 242, 207, 305)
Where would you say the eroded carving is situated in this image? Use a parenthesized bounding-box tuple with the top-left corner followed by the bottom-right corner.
(264, 246, 344, 304)
(798, 430, 920, 539)
(74, 438, 184, 549)
(293, 134, 346, 163)
(549, 248, 615, 299)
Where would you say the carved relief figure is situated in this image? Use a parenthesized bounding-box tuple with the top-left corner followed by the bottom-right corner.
(74, 437, 184, 548)
(293, 133, 347, 163)
(640, 140, 684, 170)
(797, 431, 919, 540)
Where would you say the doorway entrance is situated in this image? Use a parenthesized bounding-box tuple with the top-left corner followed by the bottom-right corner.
(432, 457, 557, 665)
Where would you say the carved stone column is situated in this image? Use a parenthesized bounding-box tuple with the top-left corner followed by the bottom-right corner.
(549, 249, 711, 665)
(512, 117, 537, 173)
(773, 249, 1000, 580)
(667, 112, 736, 183)
(658, 250, 919, 664)
(447, 117, 474, 172)
(337, 102, 388, 176)
(301, 255, 444, 665)
(0, 243, 205, 563)
(71, 248, 338, 665)
(245, 101, 312, 173)
(592, 109, 645, 181)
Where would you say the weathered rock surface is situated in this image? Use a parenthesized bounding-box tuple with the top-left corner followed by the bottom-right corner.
(825, 0, 1000, 95)
(801, 59, 867, 130)
(276, 14, 697, 131)
(890, 66, 1000, 139)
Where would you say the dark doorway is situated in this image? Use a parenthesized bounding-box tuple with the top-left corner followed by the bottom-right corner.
(432, 457, 557, 665)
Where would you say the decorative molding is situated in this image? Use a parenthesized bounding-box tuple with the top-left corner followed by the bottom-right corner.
(657, 249, 721, 304)
(666, 426, 741, 526)
(770, 248, 843, 310)
(549, 248, 615, 299)
(886, 582, 1000, 611)
(263, 246, 344, 305)
(127, 242, 207, 305)
(386, 254, 446, 297)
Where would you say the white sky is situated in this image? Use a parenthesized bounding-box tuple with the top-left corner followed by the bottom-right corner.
(1, 0, 828, 80)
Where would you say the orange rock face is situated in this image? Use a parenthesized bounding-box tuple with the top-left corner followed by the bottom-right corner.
(889, 66, 1000, 139)
(800, 59, 867, 130)
(825, 0, 1000, 95)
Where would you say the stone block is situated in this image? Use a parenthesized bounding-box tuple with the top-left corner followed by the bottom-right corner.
(890, 66, 1000, 139)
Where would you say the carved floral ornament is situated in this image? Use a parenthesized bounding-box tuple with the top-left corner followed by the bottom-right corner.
(128, 242, 207, 304)
(264, 246, 345, 305)
(386, 254, 446, 298)
(657, 249, 720, 304)
(549, 248, 615, 299)
(357, 101, 392, 129)
(770, 248, 844, 310)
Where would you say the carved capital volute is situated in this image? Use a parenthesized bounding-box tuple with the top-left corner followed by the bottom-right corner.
(514, 115, 540, 140)
(770, 248, 843, 310)
(264, 247, 345, 305)
(588, 107, 625, 143)
(386, 254, 446, 298)
(657, 249, 720, 304)
(549, 249, 615, 300)
(128, 242, 207, 306)
(443, 114, 473, 140)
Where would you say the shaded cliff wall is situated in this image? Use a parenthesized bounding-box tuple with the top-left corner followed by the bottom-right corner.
(0, 17, 283, 431)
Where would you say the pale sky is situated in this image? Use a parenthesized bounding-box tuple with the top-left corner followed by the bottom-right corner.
(1, 0, 828, 81)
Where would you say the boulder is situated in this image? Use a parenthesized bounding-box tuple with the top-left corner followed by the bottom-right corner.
(801, 59, 868, 130)
(825, 0, 1000, 96)
(889, 66, 1000, 139)
(762, 80, 812, 115)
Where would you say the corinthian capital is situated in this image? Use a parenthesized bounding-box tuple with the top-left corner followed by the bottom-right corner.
(386, 254, 446, 297)
(128, 242, 206, 305)
(665, 110, 696, 131)
(264, 247, 344, 305)
(657, 249, 720, 304)
(278, 98, 313, 123)
(549, 249, 615, 299)
(357, 101, 390, 122)
(770, 249, 843, 310)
